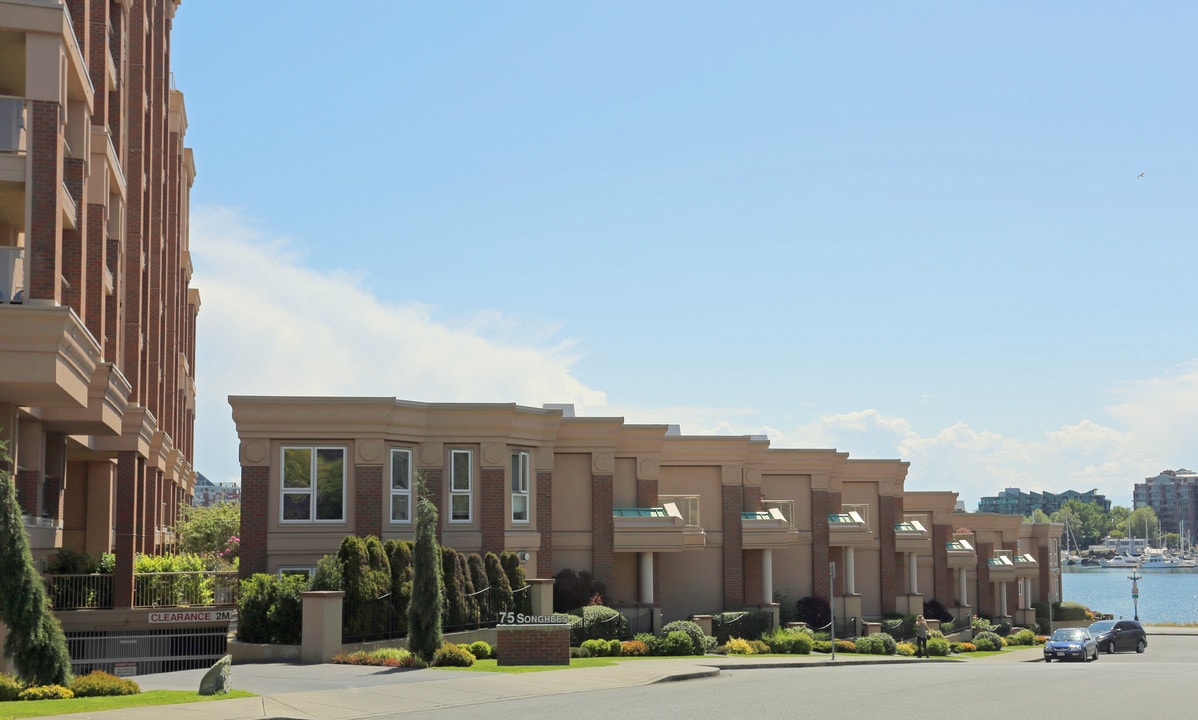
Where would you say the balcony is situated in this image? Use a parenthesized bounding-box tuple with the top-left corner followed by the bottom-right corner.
(1012, 552, 1039, 577)
(0, 305, 103, 408)
(946, 535, 977, 569)
(0, 246, 24, 305)
(894, 516, 931, 553)
(23, 514, 62, 552)
(741, 508, 801, 549)
(827, 506, 872, 546)
(987, 552, 1016, 580)
(612, 502, 705, 552)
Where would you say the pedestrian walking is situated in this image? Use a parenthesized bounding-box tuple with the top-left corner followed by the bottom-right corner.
(915, 615, 929, 658)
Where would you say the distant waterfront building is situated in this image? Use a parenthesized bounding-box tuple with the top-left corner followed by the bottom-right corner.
(1133, 469, 1198, 539)
(193, 474, 242, 507)
(977, 487, 1111, 516)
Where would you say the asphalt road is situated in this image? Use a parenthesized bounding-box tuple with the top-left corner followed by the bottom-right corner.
(385, 635, 1194, 720)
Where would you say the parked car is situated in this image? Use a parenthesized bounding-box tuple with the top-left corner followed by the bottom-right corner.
(1087, 619, 1147, 654)
(1043, 627, 1098, 662)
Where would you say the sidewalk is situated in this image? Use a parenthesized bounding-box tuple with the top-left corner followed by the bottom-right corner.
(32, 650, 1035, 720)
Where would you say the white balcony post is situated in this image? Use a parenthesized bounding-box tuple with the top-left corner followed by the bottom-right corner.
(958, 568, 968, 606)
(845, 547, 856, 595)
(762, 549, 773, 604)
(907, 552, 918, 595)
(638, 551, 654, 605)
(1000, 582, 1008, 617)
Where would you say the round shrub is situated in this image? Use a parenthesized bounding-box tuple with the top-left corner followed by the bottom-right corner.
(581, 639, 611, 657)
(973, 631, 1003, 652)
(927, 637, 951, 657)
(1007, 629, 1036, 646)
(71, 670, 140, 697)
(834, 639, 856, 653)
(431, 642, 475, 667)
(895, 641, 915, 657)
(724, 637, 754, 655)
(853, 634, 881, 654)
(812, 639, 832, 653)
(568, 605, 628, 645)
(660, 620, 708, 655)
(748, 639, 770, 654)
(607, 639, 623, 656)
(621, 639, 648, 656)
(957, 642, 977, 652)
(467, 641, 492, 660)
(19, 685, 74, 701)
(762, 628, 813, 654)
(0, 674, 21, 702)
(661, 630, 696, 656)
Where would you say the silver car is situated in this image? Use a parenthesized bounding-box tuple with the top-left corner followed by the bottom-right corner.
(1043, 627, 1098, 662)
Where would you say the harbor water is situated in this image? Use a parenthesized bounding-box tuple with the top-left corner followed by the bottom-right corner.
(1061, 565, 1198, 624)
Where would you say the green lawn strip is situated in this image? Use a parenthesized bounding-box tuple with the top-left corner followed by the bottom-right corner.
(0, 689, 255, 719)
(431, 656, 645, 673)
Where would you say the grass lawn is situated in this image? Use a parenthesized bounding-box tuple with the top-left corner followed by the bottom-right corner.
(0, 689, 255, 719)
(432, 656, 655, 673)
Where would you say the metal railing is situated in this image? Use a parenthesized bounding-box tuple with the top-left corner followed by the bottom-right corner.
(0, 96, 26, 153)
(132, 571, 239, 609)
(46, 574, 114, 611)
(0, 246, 25, 304)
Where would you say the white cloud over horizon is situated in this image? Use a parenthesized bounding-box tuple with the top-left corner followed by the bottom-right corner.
(190, 207, 1197, 511)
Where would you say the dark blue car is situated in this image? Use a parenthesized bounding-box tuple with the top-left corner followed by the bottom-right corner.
(1043, 627, 1098, 663)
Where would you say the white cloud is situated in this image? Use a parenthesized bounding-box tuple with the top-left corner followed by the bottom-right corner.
(190, 207, 606, 483)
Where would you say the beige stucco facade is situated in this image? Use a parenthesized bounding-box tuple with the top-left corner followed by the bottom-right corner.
(231, 396, 1062, 628)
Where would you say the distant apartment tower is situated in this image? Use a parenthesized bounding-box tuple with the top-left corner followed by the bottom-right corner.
(0, 0, 197, 609)
(1133, 469, 1198, 539)
(977, 487, 1111, 516)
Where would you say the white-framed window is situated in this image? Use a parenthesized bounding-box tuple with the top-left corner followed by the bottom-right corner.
(449, 449, 472, 522)
(281, 446, 346, 522)
(512, 450, 530, 523)
(390, 448, 412, 524)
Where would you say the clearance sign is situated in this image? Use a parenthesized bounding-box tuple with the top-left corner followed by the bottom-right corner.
(148, 610, 236, 624)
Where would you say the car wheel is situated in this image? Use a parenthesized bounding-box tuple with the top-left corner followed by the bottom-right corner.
(1106, 642, 1114, 654)
(1092, 647, 1098, 661)
(1136, 640, 1146, 653)
(1044, 657, 1050, 663)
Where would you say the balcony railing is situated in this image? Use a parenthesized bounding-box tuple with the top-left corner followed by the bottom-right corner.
(45, 574, 114, 611)
(0, 96, 27, 153)
(0, 246, 25, 305)
(133, 571, 240, 608)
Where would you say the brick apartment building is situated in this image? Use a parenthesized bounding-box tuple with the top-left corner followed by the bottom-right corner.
(0, 0, 198, 607)
(231, 396, 1062, 632)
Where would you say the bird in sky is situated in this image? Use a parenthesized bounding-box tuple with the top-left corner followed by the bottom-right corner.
(1137, 172, 1145, 179)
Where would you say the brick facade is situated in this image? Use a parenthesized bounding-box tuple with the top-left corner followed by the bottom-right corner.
(933, 523, 953, 604)
(721, 483, 743, 610)
(591, 473, 614, 592)
(811, 489, 841, 600)
(240, 465, 270, 576)
(355, 464, 383, 538)
(879, 495, 898, 614)
(480, 467, 505, 554)
(536, 470, 553, 578)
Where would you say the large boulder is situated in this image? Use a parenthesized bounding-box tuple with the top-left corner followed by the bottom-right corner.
(198, 654, 232, 696)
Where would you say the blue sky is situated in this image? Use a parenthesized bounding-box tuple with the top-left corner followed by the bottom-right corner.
(172, 2, 1198, 509)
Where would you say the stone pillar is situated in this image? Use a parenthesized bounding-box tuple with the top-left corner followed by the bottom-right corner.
(301, 591, 344, 664)
(908, 552, 918, 594)
(762, 549, 773, 606)
(1000, 583, 1008, 618)
(638, 552, 654, 605)
(845, 547, 856, 595)
(527, 578, 554, 618)
(958, 568, 968, 606)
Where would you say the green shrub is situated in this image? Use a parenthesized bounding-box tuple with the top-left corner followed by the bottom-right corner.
(0, 674, 21, 702)
(236, 573, 279, 644)
(812, 639, 832, 653)
(18, 685, 74, 701)
(762, 628, 814, 654)
(1053, 601, 1089, 621)
(581, 639, 612, 657)
(724, 637, 754, 654)
(621, 640, 648, 656)
(748, 639, 770, 654)
(431, 643, 475, 667)
(568, 605, 628, 645)
(660, 620, 708, 655)
(661, 630, 696, 656)
(70, 670, 140, 697)
(1007, 629, 1036, 646)
(467, 641, 492, 660)
(268, 573, 308, 645)
(973, 631, 1003, 651)
(855, 633, 896, 655)
(927, 637, 951, 657)
(896, 641, 916, 656)
(607, 638, 623, 656)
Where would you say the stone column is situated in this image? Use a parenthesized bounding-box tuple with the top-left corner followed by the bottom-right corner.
(908, 552, 918, 594)
(639, 551, 654, 605)
(958, 568, 968, 606)
(301, 591, 344, 664)
(762, 549, 773, 606)
(845, 546, 856, 595)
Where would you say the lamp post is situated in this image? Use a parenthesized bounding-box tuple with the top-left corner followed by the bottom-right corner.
(1127, 570, 1141, 621)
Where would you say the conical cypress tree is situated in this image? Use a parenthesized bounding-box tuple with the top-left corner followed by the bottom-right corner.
(484, 552, 514, 615)
(407, 491, 442, 662)
(0, 446, 72, 685)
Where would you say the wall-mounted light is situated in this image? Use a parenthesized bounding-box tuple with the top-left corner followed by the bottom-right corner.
(517, 551, 530, 561)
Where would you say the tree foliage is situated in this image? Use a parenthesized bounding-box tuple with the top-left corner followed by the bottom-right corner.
(175, 501, 240, 560)
(407, 488, 443, 662)
(0, 446, 72, 685)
